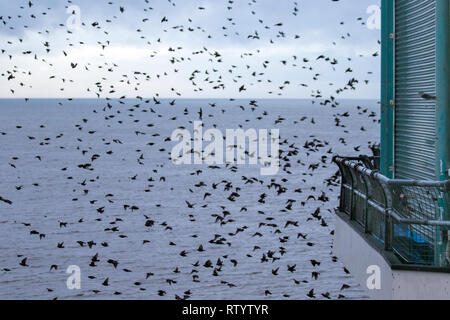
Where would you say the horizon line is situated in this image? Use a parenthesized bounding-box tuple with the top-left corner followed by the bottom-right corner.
(0, 97, 381, 101)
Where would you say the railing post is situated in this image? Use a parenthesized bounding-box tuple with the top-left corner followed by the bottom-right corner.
(384, 209, 393, 251)
(362, 173, 371, 234)
(380, 179, 394, 251)
(333, 157, 350, 216)
(336, 161, 346, 213)
(349, 167, 355, 221)
(436, 190, 449, 266)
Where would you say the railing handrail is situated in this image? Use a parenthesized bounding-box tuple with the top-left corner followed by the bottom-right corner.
(334, 155, 450, 187)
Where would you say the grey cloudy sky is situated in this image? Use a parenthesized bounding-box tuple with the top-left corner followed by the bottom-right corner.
(0, 0, 381, 99)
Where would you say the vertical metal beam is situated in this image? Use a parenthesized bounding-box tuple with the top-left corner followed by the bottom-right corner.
(363, 176, 370, 234)
(384, 210, 393, 251)
(380, 0, 395, 178)
(436, 0, 450, 183)
(435, 0, 449, 267)
(382, 179, 394, 251)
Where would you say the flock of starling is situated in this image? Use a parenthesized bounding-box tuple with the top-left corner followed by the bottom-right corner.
(0, 0, 380, 300)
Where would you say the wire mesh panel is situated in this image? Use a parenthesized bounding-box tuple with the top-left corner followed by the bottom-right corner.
(389, 183, 443, 221)
(392, 221, 436, 265)
(387, 182, 450, 266)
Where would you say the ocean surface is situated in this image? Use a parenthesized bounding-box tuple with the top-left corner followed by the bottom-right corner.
(0, 98, 380, 300)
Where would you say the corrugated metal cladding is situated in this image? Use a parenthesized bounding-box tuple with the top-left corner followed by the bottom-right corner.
(394, 0, 437, 180)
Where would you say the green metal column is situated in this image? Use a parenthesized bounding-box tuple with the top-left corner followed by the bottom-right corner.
(435, 0, 449, 266)
(381, 0, 395, 178)
(436, 0, 450, 183)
